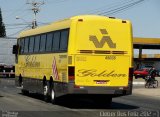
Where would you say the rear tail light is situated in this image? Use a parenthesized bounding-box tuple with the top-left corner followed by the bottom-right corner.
(129, 67, 133, 81)
(74, 85, 80, 88)
(68, 66, 75, 81)
(123, 86, 129, 90)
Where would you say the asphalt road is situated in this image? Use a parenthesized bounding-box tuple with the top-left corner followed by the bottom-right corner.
(0, 78, 160, 117)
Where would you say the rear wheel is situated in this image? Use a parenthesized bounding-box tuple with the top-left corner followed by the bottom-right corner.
(153, 80, 158, 88)
(43, 82, 49, 102)
(18, 76, 29, 95)
(135, 76, 138, 79)
(21, 81, 29, 95)
(145, 82, 150, 88)
(50, 83, 57, 104)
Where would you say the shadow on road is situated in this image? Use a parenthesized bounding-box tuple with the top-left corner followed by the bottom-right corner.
(55, 96, 139, 110)
(19, 93, 139, 110)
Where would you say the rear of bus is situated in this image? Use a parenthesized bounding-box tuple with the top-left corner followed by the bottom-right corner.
(67, 15, 133, 97)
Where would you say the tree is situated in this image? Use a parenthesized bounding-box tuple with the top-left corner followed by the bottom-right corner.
(0, 8, 6, 37)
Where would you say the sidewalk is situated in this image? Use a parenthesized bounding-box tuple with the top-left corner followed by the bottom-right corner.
(133, 77, 160, 85)
(133, 77, 145, 85)
(133, 87, 160, 99)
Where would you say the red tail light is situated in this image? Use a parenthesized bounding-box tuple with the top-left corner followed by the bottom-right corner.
(68, 66, 75, 81)
(129, 67, 133, 81)
(74, 85, 80, 88)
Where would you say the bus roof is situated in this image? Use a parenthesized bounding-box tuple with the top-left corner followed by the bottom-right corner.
(71, 15, 129, 21)
(18, 15, 130, 38)
(19, 19, 71, 38)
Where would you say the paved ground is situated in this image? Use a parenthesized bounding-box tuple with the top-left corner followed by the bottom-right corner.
(1, 77, 160, 99)
(0, 78, 160, 117)
(133, 77, 160, 99)
(133, 88, 160, 99)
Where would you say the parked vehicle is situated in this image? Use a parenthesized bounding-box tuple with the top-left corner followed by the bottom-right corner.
(134, 67, 160, 79)
(0, 38, 16, 78)
(134, 68, 150, 79)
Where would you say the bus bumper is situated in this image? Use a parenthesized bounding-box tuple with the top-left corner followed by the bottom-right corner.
(67, 83, 132, 96)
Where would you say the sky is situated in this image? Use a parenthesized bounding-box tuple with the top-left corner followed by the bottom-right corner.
(0, 0, 160, 39)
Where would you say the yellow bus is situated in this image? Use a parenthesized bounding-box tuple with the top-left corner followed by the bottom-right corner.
(13, 15, 133, 106)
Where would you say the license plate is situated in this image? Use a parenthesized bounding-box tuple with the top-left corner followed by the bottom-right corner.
(94, 80, 109, 84)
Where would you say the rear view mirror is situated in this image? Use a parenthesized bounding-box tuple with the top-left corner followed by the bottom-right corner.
(12, 45, 18, 54)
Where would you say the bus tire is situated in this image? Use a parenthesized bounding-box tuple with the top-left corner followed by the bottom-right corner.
(50, 82, 57, 104)
(21, 81, 29, 95)
(19, 75, 23, 87)
(43, 82, 50, 102)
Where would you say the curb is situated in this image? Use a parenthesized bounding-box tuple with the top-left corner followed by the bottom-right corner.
(133, 82, 145, 85)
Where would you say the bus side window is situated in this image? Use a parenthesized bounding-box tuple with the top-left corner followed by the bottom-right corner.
(20, 39, 25, 54)
(24, 37, 29, 53)
(29, 36, 35, 53)
(46, 33, 53, 52)
(34, 35, 40, 53)
(60, 30, 69, 51)
(52, 31, 60, 52)
(39, 34, 47, 52)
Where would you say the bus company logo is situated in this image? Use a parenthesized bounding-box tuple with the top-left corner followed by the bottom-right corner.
(89, 29, 116, 48)
(77, 69, 127, 78)
(25, 55, 40, 67)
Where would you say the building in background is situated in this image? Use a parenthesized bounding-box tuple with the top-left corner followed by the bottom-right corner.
(133, 37, 160, 70)
(0, 37, 16, 77)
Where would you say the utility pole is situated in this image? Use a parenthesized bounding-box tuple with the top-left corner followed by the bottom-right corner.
(26, 0, 44, 29)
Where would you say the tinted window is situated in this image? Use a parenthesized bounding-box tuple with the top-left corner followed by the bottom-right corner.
(29, 36, 35, 53)
(40, 34, 46, 52)
(24, 37, 29, 53)
(20, 39, 25, 54)
(34, 35, 40, 52)
(46, 33, 53, 52)
(60, 30, 69, 51)
(52, 32, 60, 51)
